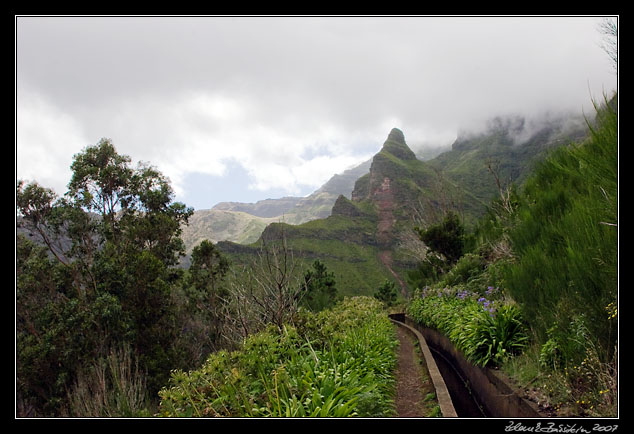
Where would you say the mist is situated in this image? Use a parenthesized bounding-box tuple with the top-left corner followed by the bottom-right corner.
(16, 16, 617, 209)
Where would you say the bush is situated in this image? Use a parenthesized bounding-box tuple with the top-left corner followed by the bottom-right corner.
(415, 211, 465, 265)
(407, 287, 528, 367)
(300, 260, 338, 311)
(503, 96, 617, 358)
(158, 297, 398, 417)
(65, 345, 151, 417)
(440, 253, 485, 287)
(374, 279, 398, 306)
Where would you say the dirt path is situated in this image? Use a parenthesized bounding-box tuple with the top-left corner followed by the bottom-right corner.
(393, 324, 437, 417)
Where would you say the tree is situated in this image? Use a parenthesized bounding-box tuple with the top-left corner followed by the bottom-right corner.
(415, 211, 465, 265)
(374, 279, 397, 307)
(598, 17, 617, 73)
(188, 240, 230, 296)
(300, 260, 338, 311)
(180, 240, 231, 359)
(16, 138, 193, 415)
(227, 235, 306, 337)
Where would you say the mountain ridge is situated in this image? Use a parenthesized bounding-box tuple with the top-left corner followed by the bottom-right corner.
(218, 128, 437, 296)
(215, 113, 589, 297)
(180, 158, 372, 250)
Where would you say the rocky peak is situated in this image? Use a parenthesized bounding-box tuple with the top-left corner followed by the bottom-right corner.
(351, 128, 420, 202)
(381, 128, 416, 161)
(387, 127, 406, 144)
(331, 194, 365, 217)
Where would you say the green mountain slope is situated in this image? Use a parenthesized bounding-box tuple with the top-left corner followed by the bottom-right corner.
(428, 113, 588, 222)
(181, 159, 371, 252)
(217, 115, 588, 297)
(218, 129, 442, 297)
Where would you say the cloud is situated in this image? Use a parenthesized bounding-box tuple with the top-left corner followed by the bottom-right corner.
(16, 87, 89, 196)
(16, 16, 617, 207)
(78, 90, 376, 199)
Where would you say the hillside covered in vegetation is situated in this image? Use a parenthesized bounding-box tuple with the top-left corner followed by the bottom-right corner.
(407, 95, 618, 416)
(16, 93, 617, 418)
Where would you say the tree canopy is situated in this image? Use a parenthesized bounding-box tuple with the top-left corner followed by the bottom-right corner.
(17, 138, 194, 415)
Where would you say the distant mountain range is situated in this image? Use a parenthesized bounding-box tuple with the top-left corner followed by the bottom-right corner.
(183, 111, 587, 252)
(180, 159, 372, 249)
(20, 109, 590, 295)
(210, 112, 588, 296)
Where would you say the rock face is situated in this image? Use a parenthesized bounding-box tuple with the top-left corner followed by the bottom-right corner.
(348, 128, 428, 294)
(331, 194, 365, 218)
(351, 128, 424, 243)
(351, 128, 428, 205)
(382, 128, 417, 161)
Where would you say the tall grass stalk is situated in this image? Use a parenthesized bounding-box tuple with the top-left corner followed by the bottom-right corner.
(65, 345, 151, 417)
(504, 94, 617, 360)
(158, 297, 398, 417)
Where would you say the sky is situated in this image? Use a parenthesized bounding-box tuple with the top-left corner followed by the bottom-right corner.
(16, 16, 618, 211)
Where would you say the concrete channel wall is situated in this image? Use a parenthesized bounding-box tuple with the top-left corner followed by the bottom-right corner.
(389, 313, 542, 418)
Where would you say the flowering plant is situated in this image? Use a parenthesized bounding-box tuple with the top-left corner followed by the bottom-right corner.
(409, 285, 527, 367)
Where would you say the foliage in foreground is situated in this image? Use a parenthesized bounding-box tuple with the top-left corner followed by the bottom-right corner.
(503, 96, 618, 360)
(407, 286, 528, 367)
(406, 94, 618, 417)
(16, 139, 194, 416)
(158, 297, 398, 417)
(487, 96, 617, 416)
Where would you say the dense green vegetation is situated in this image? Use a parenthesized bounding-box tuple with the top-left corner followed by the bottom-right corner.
(16, 140, 373, 417)
(15, 89, 617, 418)
(219, 213, 393, 298)
(405, 94, 618, 417)
(501, 97, 617, 417)
(158, 297, 398, 417)
(17, 139, 195, 415)
(408, 286, 528, 367)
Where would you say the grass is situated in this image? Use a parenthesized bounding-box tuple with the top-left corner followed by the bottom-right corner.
(502, 336, 618, 417)
(157, 297, 399, 417)
(503, 96, 617, 355)
(220, 212, 395, 297)
(407, 286, 528, 368)
(404, 94, 618, 417)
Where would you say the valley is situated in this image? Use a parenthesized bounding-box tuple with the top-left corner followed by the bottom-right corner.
(189, 115, 588, 298)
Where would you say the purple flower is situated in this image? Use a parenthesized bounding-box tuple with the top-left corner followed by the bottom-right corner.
(478, 296, 492, 310)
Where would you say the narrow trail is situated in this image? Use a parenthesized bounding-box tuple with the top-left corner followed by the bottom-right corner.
(393, 324, 436, 417)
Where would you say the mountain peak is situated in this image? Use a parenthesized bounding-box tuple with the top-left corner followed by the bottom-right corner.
(382, 128, 416, 160)
(387, 128, 406, 144)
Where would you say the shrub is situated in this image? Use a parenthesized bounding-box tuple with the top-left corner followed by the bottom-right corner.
(158, 297, 398, 417)
(503, 96, 617, 357)
(300, 260, 338, 311)
(440, 253, 485, 287)
(64, 345, 151, 417)
(407, 287, 528, 367)
(374, 279, 398, 306)
(415, 211, 465, 265)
